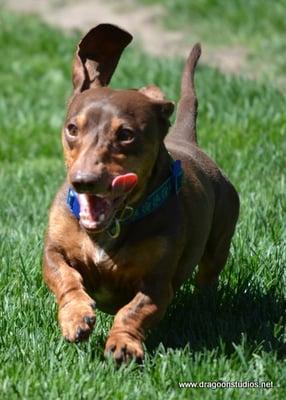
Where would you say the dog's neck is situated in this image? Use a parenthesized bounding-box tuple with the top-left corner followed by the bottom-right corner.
(135, 142, 172, 205)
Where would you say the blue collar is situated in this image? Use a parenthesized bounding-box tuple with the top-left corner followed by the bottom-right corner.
(67, 159, 183, 236)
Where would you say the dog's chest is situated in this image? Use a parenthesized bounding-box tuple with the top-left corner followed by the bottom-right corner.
(84, 243, 135, 311)
(93, 246, 109, 265)
(89, 244, 120, 274)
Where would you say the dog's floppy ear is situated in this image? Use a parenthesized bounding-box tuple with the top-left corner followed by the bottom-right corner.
(72, 24, 133, 93)
(140, 85, 175, 120)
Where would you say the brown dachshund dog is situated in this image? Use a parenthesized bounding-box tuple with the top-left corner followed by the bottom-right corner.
(43, 24, 239, 363)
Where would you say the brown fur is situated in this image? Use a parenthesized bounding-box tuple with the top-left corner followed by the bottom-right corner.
(43, 24, 239, 363)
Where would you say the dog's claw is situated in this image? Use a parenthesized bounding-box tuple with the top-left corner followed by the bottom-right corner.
(106, 345, 116, 354)
(83, 315, 96, 326)
(90, 301, 97, 310)
(59, 296, 96, 343)
(104, 334, 144, 364)
(75, 326, 91, 342)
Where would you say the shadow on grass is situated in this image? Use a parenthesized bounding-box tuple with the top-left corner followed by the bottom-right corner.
(146, 281, 286, 358)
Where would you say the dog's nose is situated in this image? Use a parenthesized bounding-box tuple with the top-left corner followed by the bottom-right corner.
(70, 172, 107, 194)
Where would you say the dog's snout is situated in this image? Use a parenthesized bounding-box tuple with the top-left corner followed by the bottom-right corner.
(71, 171, 107, 194)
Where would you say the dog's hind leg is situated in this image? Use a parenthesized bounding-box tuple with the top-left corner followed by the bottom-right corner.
(195, 184, 239, 288)
(196, 230, 234, 289)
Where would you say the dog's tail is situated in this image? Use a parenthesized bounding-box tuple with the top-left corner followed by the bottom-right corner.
(173, 43, 201, 144)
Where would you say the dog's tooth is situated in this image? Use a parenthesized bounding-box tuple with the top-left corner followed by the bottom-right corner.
(99, 213, 105, 222)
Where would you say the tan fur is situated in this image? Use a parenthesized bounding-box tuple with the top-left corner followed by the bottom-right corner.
(110, 117, 125, 132)
(76, 113, 87, 130)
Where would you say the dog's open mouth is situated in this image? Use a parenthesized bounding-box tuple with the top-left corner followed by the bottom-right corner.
(78, 193, 116, 231)
(77, 173, 138, 233)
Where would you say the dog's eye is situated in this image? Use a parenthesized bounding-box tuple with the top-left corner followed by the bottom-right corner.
(66, 123, 78, 138)
(117, 128, 134, 143)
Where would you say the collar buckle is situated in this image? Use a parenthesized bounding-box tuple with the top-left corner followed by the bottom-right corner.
(117, 205, 134, 222)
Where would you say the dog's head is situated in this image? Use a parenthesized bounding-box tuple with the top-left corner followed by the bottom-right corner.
(62, 24, 174, 233)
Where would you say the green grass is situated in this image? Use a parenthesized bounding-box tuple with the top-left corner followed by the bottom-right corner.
(139, 0, 286, 87)
(0, 10, 285, 400)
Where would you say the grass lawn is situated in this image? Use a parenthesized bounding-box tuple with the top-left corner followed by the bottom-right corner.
(139, 0, 286, 87)
(0, 9, 285, 400)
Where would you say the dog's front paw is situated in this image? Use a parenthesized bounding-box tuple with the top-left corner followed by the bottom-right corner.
(58, 296, 96, 342)
(104, 332, 144, 364)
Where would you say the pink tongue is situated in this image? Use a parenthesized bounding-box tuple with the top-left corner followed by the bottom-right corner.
(111, 173, 138, 193)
